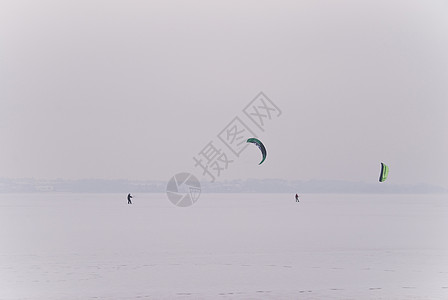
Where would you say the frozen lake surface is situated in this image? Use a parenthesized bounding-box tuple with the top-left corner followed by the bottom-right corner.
(1, 193, 448, 299)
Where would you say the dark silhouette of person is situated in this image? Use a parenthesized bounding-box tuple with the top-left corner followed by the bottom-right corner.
(127, 193, 133, 204)
(295, 194, 299, 202)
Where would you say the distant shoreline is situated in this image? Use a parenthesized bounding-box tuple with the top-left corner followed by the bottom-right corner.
(0, 178, 446, 194)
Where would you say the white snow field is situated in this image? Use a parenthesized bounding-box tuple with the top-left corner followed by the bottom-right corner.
(1, 193, 447, 299)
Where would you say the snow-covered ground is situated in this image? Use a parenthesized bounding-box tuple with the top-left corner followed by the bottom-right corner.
(1, 193, 447, 299)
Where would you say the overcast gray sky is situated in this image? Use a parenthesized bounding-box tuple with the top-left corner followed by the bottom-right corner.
(1, 0, 447, 188)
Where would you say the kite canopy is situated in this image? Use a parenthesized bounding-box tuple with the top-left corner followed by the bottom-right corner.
(247, 138, 267, 165)
(379, 162, 389, 182)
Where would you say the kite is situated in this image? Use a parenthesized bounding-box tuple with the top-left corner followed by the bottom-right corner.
(247, 138, 267, 165)
(379, 162, 389, 182)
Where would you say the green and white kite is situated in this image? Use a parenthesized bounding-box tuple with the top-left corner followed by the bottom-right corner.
(379, 162, 389, 182)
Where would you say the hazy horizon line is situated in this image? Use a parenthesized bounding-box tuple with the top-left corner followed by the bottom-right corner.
(1, 177, 446, 194)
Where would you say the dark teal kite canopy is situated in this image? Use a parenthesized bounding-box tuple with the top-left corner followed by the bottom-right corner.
(247, 138, 267, 165)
